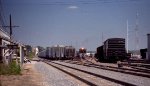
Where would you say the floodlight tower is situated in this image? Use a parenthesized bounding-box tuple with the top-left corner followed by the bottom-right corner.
(135, 12, 139, 51)
(126, 20, 129, 53)
(102, 32, 104, 45)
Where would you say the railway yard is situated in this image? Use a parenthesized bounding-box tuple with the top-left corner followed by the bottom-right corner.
(1, 57, 150, 86)
(32, 57, 150, 86)
(1, 0, 150, 86)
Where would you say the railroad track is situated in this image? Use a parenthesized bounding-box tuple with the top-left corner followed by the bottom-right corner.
(42, 60, 140, 86)
(62, 60, 150, 78)
(130, 66, 150, 72)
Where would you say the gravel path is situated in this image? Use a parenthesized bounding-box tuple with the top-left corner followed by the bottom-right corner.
(34, 62, 82, 86)
(53, 61, 150, 86)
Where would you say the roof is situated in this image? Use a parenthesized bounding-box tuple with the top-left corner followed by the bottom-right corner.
(106, 38, 125, 40)
(53, 45, 65, 47)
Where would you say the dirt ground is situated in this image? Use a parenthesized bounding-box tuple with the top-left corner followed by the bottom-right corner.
(0, 61, 44, 86)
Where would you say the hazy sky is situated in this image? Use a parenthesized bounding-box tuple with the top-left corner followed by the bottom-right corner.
(2, 0, 150, 51)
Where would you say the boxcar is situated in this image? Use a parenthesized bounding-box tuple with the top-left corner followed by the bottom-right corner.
(96, 38, 126, 62)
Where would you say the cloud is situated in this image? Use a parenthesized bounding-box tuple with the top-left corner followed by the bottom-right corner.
(68, 6, 78, 9)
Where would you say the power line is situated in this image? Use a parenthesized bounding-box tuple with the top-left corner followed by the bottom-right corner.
(2, 14, 19, 40)
(0, 0, 8, 33)
(40, 0, 138, 5)
(4, 0, 141, 6)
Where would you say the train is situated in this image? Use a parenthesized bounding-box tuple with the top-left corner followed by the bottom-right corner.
(95, 38, 126, 62)
(38, 45, 75, 60)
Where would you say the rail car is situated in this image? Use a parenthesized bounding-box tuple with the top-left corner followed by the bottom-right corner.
(65, 46, 76, 58)
(38, 45, 75, 60)
(38, 50, 46, 58)
(96, 38, 126, 62)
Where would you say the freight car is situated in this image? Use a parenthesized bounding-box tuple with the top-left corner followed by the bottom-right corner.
(38, 50, 46, 58)
(96, 38, 126, 62)
(65, 46, 76, 59)
(96, 46, 104, 61)
(38, 45, 75, 60)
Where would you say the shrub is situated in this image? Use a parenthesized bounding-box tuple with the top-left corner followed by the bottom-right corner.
(0, 61, 21, 75)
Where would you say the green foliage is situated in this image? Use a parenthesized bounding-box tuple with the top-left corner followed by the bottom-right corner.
(0, 61, 21, 75)
(28, 52, 35, 60)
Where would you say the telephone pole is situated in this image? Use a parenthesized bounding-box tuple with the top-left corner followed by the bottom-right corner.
(2, 14, 19, 64)
(3, 14, 19, 40)
(10, 14, 12, 39)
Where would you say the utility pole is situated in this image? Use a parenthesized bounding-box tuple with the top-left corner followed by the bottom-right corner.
(3, 14, 19, 40)
(9, 14, 12, 40)
(2, 14, 19, 64)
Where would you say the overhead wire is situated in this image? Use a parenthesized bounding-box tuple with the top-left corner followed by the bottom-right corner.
(3, 0, 139, 6)
(39, 0, 140, 5)
(0, 0, 9, 34)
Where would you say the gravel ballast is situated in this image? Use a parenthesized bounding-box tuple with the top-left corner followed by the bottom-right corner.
(53, 61, 150, 86)
(34, 62, 79, 86)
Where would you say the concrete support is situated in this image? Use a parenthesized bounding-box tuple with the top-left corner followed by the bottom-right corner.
(147, 34, 150, 61)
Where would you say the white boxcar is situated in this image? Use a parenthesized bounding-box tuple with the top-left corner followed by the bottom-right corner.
(38, 50, 46, 58)
(42, 45, 75, 59)
(46, 47, 52, 58)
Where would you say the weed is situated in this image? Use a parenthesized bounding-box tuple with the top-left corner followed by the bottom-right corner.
(0, 61, 21, 75)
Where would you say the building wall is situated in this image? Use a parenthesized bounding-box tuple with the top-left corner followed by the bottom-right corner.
(2, 39, 10, 64)
(0, 29, 10, 63)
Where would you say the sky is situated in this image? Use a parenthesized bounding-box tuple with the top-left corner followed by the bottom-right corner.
(1, 0, 150, 51)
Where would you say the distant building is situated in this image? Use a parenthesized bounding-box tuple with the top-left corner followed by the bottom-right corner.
(32, 47, 40, 56)
(37, 46, 45, 52)
(35, 47, 39, 56)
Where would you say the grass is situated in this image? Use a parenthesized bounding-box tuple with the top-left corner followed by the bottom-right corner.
(28, 52, 35, 60)
(0, 61, 21, 75)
